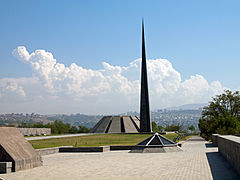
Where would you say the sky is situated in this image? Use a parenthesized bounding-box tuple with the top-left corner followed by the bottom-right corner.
(0, 0, 240, 115)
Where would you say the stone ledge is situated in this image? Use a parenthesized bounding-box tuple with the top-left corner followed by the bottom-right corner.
(36, 146, 73, 156)
(218, 135, 240, 175)
(110, 145, 135, 151)
(36, 147, 59, 156)
(59, 146, 110, 153)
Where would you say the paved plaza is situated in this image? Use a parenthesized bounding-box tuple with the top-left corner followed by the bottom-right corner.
(1, 136, 239, 180)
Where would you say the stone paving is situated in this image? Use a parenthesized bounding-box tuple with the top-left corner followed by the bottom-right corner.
(1, 136, 239, 180)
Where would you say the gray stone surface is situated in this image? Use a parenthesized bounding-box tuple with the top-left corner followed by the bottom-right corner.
(17, 128, 51, 136)
(122, 116, 138, 133)
(91, 116, 111, 133)
(2, 136, 239, 179)
(0, 127, 42, 172)
(108, 116, 121, 133)
(95, 116, 111, 133)
(218, 135, 240, 175)
(130, 116, 140, 131)
(90, 116, 140, 133)
(36, 147, 60, 156)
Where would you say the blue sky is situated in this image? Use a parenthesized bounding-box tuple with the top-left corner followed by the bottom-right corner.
(0, 0, 240, 114)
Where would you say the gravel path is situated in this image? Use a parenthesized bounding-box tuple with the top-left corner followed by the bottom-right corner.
(1, 136, 239, 180)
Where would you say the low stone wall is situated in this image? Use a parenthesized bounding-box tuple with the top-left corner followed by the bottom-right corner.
(59, 146, 110, 153)
(37, 146, 133, 154)
(211, 134, 219, 146)
(218, 135, 240, 175)
(17, 128, 51, 136)
(36, 147, 59, 156)
(110, 145, 134, 151)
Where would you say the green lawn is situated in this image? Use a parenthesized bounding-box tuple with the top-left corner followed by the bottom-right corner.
(163, 133, 178, 141)
(30, 133, 184, 149)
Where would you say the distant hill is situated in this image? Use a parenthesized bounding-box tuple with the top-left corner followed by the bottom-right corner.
(46, 114, 102, 128)
(0, 113, 102, 129)
(1, 105, 205, 129)
(165, 103, 207, 110)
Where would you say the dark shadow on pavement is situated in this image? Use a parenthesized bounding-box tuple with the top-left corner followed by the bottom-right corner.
(206, 152, 240, 180)
(205, 143, 215, 148)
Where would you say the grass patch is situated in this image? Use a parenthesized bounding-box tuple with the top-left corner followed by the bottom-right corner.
(30, 134, 151, 149)
(178, 135, 193, 142)
(163, 133, 178, 141)
(29, 133, 191, 149)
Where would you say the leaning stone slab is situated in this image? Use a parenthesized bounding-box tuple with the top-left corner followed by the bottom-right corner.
(59, 146, 110, 153)
(0, 127, 42, 172)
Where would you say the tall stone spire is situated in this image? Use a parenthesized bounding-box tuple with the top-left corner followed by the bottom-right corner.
(140, 20, 152, 132)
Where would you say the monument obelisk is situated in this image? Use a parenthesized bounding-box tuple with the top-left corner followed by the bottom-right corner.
(140, 20, 152, 132)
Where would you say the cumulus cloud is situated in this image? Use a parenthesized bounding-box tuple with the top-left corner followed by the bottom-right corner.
(0, 81, 26, 102)
(0, 46, 226, 114)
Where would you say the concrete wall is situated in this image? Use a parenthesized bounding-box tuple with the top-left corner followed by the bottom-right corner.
(36, 146, 73, 156)
(211, 134, 219, 146)
(218, 135, 240, 175)
(110, 145, 135, 151)
(17, 128, 51, 136)
(59, 146, 110, 153)
(36, 147, 59, 156)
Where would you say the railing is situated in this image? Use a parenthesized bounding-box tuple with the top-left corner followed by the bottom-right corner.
(173, 132, 190, 142)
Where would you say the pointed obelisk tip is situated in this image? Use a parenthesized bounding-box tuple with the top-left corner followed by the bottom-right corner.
(140, 19, 151, 132)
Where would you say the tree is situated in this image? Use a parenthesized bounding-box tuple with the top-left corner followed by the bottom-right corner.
(198, 90, 240, 140)
(69, 126, 78, 134)
(165, 124, 181, 132)
(158, 125, 164, 132)
(50, 120, 71, 134)
(17, 119, 90, 134)
(188, 125, 195, 134)
(152, 122, 158, 132)
(6, 124, 16, 127)
(78, 125, 89, 133)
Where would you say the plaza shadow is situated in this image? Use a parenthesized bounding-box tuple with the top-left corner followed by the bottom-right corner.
(205, 142, 215, 148)
(206, 152, 240, 180)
